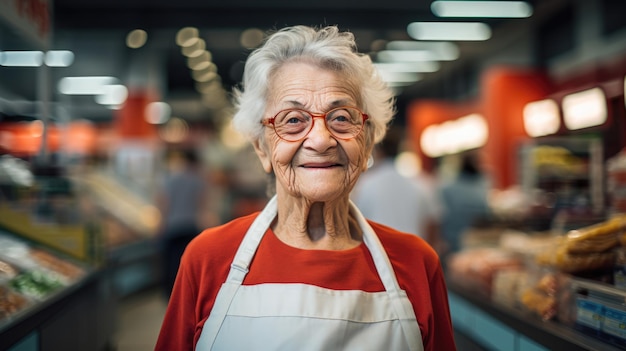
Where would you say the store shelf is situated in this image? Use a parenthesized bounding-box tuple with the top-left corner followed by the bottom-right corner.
(448, 281, 623, 351)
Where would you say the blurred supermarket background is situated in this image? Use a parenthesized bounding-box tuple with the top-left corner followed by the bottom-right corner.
(1, 0, 626, 350)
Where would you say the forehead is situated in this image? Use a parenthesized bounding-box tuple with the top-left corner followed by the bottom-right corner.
(267, 61, 358, 109)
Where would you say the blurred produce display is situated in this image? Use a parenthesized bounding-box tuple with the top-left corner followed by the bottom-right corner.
(0, 231, 88, 324)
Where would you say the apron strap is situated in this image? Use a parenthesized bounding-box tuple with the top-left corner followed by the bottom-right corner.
(227, 195, 278, 283)
(197, 195, 279, 350)
(350, 201, 423, 351)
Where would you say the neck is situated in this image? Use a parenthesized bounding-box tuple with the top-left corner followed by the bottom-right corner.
(272, 193, 362, 250)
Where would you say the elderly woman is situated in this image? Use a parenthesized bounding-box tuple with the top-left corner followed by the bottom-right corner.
(155, 25, 456, 351)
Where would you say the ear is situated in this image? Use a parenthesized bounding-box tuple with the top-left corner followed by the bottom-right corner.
(252, 138, 273, 173)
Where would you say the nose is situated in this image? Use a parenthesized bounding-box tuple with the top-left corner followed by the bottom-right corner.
(305, 115, 337, 148)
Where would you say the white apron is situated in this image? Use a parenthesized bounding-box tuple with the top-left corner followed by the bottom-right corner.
(196, 195, 424, 351)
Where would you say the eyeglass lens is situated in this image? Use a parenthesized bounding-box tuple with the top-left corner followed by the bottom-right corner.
(273, 107, 364, 141)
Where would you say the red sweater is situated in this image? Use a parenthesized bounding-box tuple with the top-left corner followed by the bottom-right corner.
(155, 211, 457, 351)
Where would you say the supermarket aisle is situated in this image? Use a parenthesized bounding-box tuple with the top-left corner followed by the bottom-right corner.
(114, 288, 167, 351)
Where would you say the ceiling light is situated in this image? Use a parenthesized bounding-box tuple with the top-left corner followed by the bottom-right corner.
(378, 71, 422, 83)
(240, 28, 264, 49)
(378, 48, 458, 62)
(181, 38, 206, 57)
(193, 70, 219, 83)
(420, 114, 488, 157)
(94, 85, 128, 106)
(145, 102, 171, 124)
(523, 99, 560, 137)
(58, 76, 119, 95)
(176, 27, 199, 47)
(377, 50, 437, 62)
(562, 87, 607, 130)
(126, 29, 148, 49)
(0, 51, 44, 67)
(407, 22, 491, 41)
(431, 1, 533, 18)
(386, 41, 459, 60)
(374, 62, 440, 73)
(45, 50, 74, 67)
(187, 51, 213, 70)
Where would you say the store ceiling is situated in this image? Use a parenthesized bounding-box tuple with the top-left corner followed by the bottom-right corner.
(1, 0, 564, 124)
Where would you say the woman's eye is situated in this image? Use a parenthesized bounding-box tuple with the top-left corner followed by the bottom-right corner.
(286, 117, 303, 124)
(280, 111, 307, 124)
(329, 111, 351, 123)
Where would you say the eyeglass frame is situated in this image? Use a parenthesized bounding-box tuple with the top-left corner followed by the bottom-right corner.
(260, 106, 370, 142)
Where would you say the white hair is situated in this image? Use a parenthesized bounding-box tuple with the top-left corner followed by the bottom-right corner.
(231, 25, 395, 145)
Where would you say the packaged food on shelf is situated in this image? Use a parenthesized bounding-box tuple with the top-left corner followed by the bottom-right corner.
(492, 269, 530, 308)
(517, 267, 565, 321)
(0, 284, 31, 321)
(0, 259, 19, 280)
(536, 245, 616, 273)
(564, 215, 626, 254)
(447, 247, 525, 297)
(534, 215, 626, 275)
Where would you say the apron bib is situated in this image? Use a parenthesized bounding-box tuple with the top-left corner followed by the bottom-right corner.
(196, 195, 424, 351)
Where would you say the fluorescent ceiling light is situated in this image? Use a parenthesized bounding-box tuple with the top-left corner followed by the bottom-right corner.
(431, 1, 533, 18)
(374, 62, 440, 73)
(562, 87, 607, 130)
(377, 50, 438, 62)
(386, 40, 459, 60)
(0, 51, 44, 67)
(94, 84, 128, 106)
(58, 76, 120, 95)
(378, 71, 422, 83)
(45, 50, 75, 67)
(407, 22, 491, 41)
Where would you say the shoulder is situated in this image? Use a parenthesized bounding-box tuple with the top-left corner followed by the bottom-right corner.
(183, 212, 259, 266)
(369, 221, 441, 269)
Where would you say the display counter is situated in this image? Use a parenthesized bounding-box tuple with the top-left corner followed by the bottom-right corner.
(0, 268, 115, 351)
(0, 229, 115, 351)
(448, 281, 622, 351)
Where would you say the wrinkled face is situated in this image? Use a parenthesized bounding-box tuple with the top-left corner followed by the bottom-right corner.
(253, 61, 372, 202)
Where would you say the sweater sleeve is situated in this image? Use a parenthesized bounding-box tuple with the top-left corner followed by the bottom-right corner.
(425, 263, 457, 351)
(154, 250, 199, 351)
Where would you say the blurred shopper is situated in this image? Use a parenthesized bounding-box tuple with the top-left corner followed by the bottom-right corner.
(352, 126, 440, 245)
(156, 25, 456, 351)
(156, 148, 207, 299)
(438, 151, 491, 261)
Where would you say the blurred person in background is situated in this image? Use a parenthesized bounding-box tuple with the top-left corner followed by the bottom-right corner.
(438, 151, 491, 262)
(156, 147, 208, 299)
(352, 125, 441, 245)
(156, 25, 456, 351)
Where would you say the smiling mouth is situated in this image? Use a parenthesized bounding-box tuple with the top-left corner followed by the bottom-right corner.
(300, 163, 340, 168)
